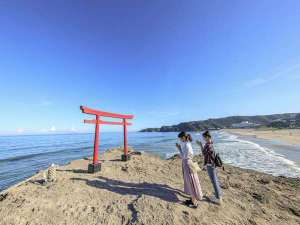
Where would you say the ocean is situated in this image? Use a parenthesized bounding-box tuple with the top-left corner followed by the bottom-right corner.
(0, 131, 300, 191)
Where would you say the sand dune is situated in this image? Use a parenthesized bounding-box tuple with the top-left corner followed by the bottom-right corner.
(0, 148, 299, 225)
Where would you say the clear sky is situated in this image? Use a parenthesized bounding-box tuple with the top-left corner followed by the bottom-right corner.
(0, 1, 300, 134)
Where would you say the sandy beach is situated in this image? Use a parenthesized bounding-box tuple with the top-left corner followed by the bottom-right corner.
(224, 129, 300, 145)
(0, 148, 299, 225)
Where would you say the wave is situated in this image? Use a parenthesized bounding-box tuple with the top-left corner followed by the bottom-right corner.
(0, 146, 92, 163)
(238, 139, 300, 172)
(218, 132, 300, 177)
(1, 141, 91, 152)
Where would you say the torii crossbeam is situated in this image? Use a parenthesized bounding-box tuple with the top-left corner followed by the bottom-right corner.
(80, 106, 134, 173)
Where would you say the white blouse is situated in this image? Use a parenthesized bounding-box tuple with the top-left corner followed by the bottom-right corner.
(179, 141, 194, 160)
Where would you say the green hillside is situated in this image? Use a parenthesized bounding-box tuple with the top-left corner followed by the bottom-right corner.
(140, 113, 300, 132)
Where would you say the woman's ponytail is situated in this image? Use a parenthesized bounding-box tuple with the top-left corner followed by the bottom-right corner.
(186, 134, 193, 142)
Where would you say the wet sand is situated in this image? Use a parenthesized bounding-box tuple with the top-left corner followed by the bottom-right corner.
(0, 148, 299, 225)
(225, 128, 300, 145)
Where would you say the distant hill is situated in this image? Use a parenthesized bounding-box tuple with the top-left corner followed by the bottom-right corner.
(140, 113, 300, 132)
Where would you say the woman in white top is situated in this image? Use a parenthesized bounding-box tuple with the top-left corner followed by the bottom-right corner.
(176, 132, 203, 208)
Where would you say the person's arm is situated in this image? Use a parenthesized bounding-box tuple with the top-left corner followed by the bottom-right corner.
(176, 143, 183, 157)
(198, 141, 207, 169)
(196, 140, 204, 154)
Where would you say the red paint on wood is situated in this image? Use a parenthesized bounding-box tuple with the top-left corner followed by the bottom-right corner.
(80, 106, 133, 119)
(84, 119, 132, 126)
(93, 115, 100, 165)
(123, 119, 128, 156)
(80, 106, 134, 165)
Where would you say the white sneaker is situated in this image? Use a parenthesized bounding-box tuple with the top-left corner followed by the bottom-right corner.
(209, 196, 222, 205)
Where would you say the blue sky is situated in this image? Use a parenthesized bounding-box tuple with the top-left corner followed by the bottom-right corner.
(0, 1, 300, 134)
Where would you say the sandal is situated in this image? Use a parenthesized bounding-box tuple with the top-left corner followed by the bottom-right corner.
(184, 199, 192, 205)
(188, 202, 198, 209)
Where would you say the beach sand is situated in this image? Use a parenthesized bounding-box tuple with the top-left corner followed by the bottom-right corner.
(225, 128, 300, 145)
(0, 148, 299, 225)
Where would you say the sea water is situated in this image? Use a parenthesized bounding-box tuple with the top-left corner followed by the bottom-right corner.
(0, 131, 300, 191)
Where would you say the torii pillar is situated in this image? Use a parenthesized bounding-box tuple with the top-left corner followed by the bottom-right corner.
(80, 106, 134, 173)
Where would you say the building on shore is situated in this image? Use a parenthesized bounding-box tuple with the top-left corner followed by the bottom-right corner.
(231, 121, 260, 129)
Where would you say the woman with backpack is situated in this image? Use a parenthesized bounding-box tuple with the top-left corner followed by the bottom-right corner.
(176, 132, 203, 208)
(197, 131, 222, 204)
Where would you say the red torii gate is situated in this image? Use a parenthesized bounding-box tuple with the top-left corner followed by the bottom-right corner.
(80, 106, 134, 173)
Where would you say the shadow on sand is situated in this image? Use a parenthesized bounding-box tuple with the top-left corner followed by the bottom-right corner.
(57, 169, 88, 174)
(71, 176, 188, 203)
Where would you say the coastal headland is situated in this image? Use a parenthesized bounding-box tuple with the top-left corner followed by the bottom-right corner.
(0, 148, 299, 225)
(140, 113, 300, 132)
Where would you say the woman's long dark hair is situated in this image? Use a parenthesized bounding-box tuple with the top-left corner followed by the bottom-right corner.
(186, 134, 193, 142)
(202, 130, 211, 138)
(178, 131, 192, 142)
(178, 131, 186, 138)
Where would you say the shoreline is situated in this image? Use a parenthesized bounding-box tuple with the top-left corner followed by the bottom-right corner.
(2, 134, 300, 193)
(0, 131, 300, 190)
(222, 128, 300, 176)
(1, 148, 299, 225)
(224, 128, 300, 145)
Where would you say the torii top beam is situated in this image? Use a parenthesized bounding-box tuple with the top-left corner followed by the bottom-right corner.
(84, 120, 132, 126)
(80, 106, 134, 120)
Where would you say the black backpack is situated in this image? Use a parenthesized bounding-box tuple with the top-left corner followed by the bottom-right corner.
(214, 153, 223, 168)
(207, 144, 224, 170)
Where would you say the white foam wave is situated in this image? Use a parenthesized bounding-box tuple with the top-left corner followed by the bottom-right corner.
(216, 131, 300, 177)
(245, 141, 298, 170)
